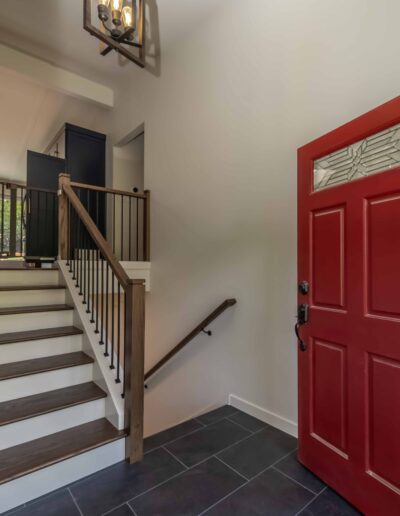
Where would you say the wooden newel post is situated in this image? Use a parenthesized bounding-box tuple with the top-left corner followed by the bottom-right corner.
(58, 174, 70, 260)
(124, 278, 146, 463)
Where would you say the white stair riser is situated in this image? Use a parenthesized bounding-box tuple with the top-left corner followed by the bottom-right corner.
(0, 364, 93, 402)
(0, 438, 125, 513)
(0, 335, 82, 364)
(0, 270, 59, 287)
(0, 398, 106, 450)
(0, 310, 73, 333)
(0, 289, 66, 308)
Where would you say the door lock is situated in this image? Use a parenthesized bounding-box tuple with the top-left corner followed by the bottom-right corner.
(295, 303, 309, 352)
(298, 281, 309, 295)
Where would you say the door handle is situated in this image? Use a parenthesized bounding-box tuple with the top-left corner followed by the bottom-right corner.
(295, 304, 309, 352)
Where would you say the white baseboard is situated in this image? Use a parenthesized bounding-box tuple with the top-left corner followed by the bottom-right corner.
(229, 394, 298, 437)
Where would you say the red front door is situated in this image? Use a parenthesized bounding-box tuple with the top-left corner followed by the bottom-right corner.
(298, 97, 400, 515)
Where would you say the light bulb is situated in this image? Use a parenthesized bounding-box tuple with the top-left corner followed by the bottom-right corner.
(97, 0, 110, 22)
(111, 0, 122, 11)
(122, 6, 133, 29)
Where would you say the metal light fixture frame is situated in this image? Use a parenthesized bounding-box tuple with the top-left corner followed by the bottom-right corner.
(84, 0, 145, 68)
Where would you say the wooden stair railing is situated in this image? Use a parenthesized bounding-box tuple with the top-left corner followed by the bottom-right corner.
(144, 299, 237, 384)
(58, 174, 145, 464)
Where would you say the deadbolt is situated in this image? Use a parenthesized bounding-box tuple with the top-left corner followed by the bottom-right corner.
(298, 281, 309, 295)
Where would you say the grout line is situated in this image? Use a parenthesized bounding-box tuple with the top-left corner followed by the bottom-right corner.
(128, 467, 191, 504)
(271, 466, 318, 495)
(226, 417, 257, 433)
(129, 505, 139, 516)
(193, 417, 207, 427)
(144, 426, 205, 455)
(68, 488, 84, 516)
(294, 486, 328, 515)
(198, 448, 298, 516)
(161, 446, 189, 470)
(214, 456, 249, 481)
(101, 501, 135, 516)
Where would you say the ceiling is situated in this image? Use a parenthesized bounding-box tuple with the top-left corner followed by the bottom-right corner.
(0, 0, 224, 88)
(0, 68, 109, 182)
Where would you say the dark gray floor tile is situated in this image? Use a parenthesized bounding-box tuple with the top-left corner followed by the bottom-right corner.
(300, 488, 362, 515)
(274, 451, 325, 494)
(204, 468, 313, 516)
(217, 425, 297, 479)
(70, 448, 184, 516)
(129, 457, 246, 516)
(106, 504, 134, 515)
(228, 411, 269, 432)
(196, 405, 238, 425)
(165, 418, 250, 467)
(9, 490, 80, 516)
(144, 418, 203, 453)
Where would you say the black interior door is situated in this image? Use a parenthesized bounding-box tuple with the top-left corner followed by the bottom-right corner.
(26, 151, 65, 260)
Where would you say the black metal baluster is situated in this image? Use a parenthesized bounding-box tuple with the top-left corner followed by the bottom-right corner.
(99, 255, 104, 344)
(129, 197, 132, 261)
(95, 249, 99, 332)
(110, 273, 115, 370)
(77, 215, 82, 291)
(71, 207, 76, 280)
(19, 187, 23, 256)
(113, 194, 116, 253)
(86, 230, 90, 311)
(121, 195, 124, 261)
(82, 228, 87, 303)
(116, 282, 121, 383)
(105, 262, 109, 357)
(136, 197, 139, 260)
(79, 221, 84, 296)
(67, 199, 71, 270)
(90, 238, 95, 323)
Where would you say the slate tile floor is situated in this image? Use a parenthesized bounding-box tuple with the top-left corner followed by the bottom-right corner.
(4, 406, 362, 516)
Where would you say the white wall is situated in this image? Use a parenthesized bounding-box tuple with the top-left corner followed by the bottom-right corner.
(113, 135, 144, 193)
(0, 67, 110, 183)
(109, 0, 400, 436)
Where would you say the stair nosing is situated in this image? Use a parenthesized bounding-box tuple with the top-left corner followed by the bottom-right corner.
(0, 326, 83, 346)
(0, 419, 126, 485)
(0, 304, 74, 316)
(0, 352, 94, 381)
(0, 382, 107, 427)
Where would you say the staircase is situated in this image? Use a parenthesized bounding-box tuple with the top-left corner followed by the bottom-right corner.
(0, 266, 126, 513)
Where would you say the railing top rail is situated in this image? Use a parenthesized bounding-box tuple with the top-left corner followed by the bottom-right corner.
(144, 298, 237, 382)
(0, 180, 57, 194)
(70, 180, 148, 199)
(62, 181, 131, 289)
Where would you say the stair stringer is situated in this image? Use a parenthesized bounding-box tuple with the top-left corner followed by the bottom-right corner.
(58, 260, 124, 429)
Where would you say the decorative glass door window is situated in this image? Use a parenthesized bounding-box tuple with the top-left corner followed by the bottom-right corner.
(314, 123, 400, 191)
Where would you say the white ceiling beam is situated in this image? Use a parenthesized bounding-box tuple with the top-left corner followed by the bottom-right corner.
(0, 43, 114, 109)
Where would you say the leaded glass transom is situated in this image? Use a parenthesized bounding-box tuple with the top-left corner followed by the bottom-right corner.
(314, 123, 400, 191)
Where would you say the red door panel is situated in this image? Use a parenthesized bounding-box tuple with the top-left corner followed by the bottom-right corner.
(298, 97, 400, 515)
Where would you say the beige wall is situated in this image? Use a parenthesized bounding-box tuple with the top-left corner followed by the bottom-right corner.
(109, 0, 400, 436)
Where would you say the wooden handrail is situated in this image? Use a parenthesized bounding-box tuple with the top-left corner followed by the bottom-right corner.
(70, 180, 147, 199)
(60, 175, 130, 289)
(144, 299, 237, 382)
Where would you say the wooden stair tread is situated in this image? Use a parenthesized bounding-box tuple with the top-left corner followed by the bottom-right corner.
(0, 418, 126, 485)
(0, 326, 83, 345)
(0, 382, 106, 427)
(0, 352, 93, 381)
(0, 304, 73, 316)
(0, 285, 65, 292)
